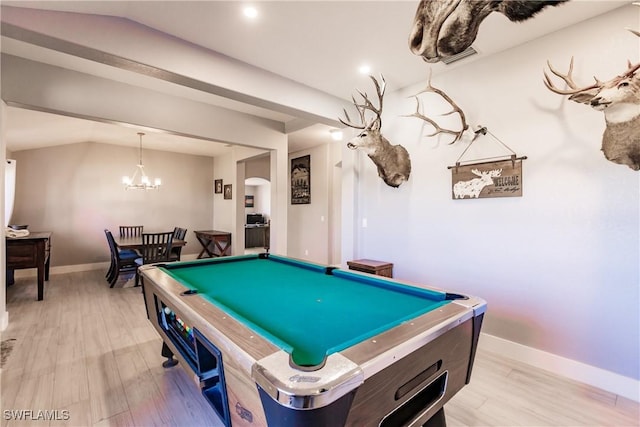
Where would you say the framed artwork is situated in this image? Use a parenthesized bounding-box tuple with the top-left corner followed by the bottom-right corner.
(291, 155, 311, 204)
(224, 184, 232, 200)
(450, 158, 523, 199)
(214, 179, 223, 194)
(245, 195, 254, 208)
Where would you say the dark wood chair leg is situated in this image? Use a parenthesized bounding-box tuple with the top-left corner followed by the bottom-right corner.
(6, 269, 15, 286)
(107, 257, 116, 282)
(106, 259, 114, 279)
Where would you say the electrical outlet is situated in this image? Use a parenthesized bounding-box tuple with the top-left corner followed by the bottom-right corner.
(304, 249, 309, 256)
(362, 218, 368, 228)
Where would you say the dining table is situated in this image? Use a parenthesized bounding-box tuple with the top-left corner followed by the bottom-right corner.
(114, 235, 186, 252)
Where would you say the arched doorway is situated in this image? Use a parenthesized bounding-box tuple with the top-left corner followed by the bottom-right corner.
(244, 177, 271, 254)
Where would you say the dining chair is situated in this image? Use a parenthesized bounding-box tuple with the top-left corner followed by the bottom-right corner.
(104, 229, 139, 287)
(169, 227, 187, 261)
(119, 225, 144, 238)
(134, 231, 174, 287)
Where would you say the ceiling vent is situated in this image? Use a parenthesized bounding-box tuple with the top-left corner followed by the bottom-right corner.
(441, 46, 478, 65)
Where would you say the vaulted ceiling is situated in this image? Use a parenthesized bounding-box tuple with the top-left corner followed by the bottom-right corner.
(1, 1, 628, 156)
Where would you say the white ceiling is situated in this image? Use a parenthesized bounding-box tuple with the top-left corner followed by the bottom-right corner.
(1, 0, 629, 156)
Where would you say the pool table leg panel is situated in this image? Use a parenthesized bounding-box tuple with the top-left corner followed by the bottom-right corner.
(144, 289, 269, 427)
(222, 357, 269, 427)
(258, 387, 356, 427)
(344, 319, 474, 427)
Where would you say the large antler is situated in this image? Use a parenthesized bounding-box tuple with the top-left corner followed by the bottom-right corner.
(543, 57, 601, 95)
(621, 60, 640, 79)
(405, 69, 468, 144)
(546, 4, 639, 95)
(339, 75, 386, 131)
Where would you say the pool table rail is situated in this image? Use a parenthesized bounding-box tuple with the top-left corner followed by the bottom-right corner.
(253, 351, 364, 410)
(349, 300, 482, 380)
(141, 263, 280, 372)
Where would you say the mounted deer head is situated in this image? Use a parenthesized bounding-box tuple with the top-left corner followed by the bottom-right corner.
(340, 75, 411, 187)
(409, 0, 569, 63)
(544, 57, 640, 170)
(405, 69, 469, 144)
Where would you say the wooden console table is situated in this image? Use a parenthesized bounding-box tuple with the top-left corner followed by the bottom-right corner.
(6, 232, 52, 301)
(347, 259, 393, 278)
(193, 230, 232, 259)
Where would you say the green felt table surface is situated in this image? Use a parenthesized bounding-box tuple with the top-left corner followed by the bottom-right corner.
(161, 255, 450, 367)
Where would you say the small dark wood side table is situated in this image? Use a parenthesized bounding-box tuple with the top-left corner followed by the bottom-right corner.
(6, 232, 52, 301)
(347, 259, 393, 278)
(194, 230, 232, 259)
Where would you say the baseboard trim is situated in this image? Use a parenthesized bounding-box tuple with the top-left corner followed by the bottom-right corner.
(14, 262, 111, 278)
(479, 333, 639, 402)
(13, 254, 200, 278)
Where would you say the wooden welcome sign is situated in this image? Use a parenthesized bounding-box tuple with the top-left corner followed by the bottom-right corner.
(449, 156, 524, 199)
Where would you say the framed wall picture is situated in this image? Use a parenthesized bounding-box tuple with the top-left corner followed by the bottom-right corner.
(214, 179, 223, 194)
(245, 195, 254, 208)
(224, 184, 232, 200)
(291, 154, 311, 204)
(450, 158, 524, 200)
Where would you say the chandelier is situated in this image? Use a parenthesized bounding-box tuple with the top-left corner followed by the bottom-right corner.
(122, 132, 161, 190)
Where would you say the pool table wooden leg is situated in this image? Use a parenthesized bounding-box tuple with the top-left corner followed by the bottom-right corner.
(422, 408, 446, 427)
(161, 341, 178, 368)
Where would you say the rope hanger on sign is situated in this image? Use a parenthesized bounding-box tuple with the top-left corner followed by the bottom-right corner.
(448, 126, 527, 172)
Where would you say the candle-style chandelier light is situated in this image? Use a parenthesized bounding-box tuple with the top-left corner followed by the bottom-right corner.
(122, 132, 161, 190)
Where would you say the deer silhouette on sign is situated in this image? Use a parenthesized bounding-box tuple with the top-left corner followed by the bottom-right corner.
(340, 75, 412, 188)
(453, 169, 502, 199)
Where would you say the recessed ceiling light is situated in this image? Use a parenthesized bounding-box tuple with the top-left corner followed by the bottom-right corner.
(243, 6, 258, 19)
(358, 64, 371, 75)
(330, 130, 343, 141)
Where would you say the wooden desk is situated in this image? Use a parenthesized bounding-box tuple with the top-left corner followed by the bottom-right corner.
(6, 232, 52, 301)
(193, 230, 232, 258)
(114, 236, 186, 252)
(347, 259, 393, 278)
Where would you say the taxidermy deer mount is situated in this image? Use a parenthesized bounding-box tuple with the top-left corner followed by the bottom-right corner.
(409, 0, 569, 63)
(406, 69, 469, 145)
(543, 11, 640, 170)
(339, 75, 412, 188)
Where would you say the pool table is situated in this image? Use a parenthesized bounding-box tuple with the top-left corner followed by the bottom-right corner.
(139, 254, 486, 427)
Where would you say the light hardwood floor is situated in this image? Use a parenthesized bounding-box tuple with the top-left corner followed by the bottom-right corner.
(1, 270, 638, 427)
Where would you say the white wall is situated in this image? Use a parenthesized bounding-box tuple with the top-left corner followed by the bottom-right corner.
(344, 5, 639, 383)
(288, 144, 333, 263)
(10, 142, 214, 265)
(213, 152, 235, 239)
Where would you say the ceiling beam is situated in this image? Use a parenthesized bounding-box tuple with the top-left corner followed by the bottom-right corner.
(1, 5, 347, 127)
